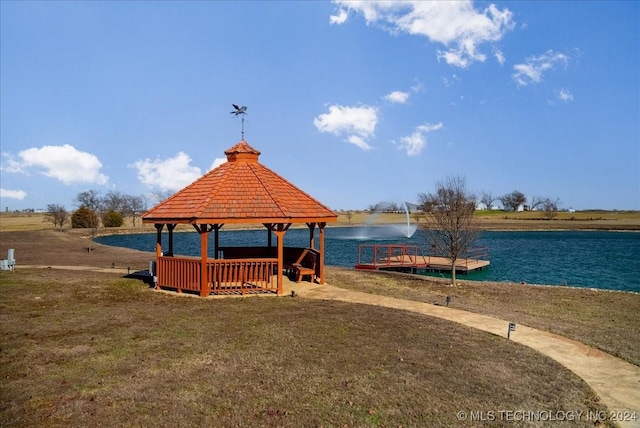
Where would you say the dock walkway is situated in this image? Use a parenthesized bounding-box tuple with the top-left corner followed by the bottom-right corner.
(354, 243, 490, 273)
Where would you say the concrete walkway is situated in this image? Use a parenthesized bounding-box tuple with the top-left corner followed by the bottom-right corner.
(287, 282, 640, 428)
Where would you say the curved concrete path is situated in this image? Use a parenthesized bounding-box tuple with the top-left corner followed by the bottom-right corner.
(287, 282, 640, 428)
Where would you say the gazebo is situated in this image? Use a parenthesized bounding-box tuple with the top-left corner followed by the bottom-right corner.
(141, 140, 338, 297)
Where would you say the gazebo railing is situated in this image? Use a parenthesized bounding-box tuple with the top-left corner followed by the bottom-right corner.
(157, 256, 277, 295)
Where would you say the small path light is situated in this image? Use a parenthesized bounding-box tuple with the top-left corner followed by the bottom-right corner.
(507, 322, 516, 339)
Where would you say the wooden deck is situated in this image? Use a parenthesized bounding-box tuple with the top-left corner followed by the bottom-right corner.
(354, 244, 490, 274)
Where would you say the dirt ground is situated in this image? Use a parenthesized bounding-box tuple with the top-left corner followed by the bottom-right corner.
(0, 230, 154, 272)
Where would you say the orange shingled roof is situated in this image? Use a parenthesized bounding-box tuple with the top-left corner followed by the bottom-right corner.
(142, 140, 338, 224)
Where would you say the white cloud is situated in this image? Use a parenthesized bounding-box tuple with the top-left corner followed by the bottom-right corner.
(557, 88, 574, 102)
(494, 47, 506, 65)
(397, 122, 443, 156)
(209, 157, 227, 171)
(314, 104, 379, 150)
(331, 1, 515, 68)
(329, 8, 349, 24)
(384, 90, 410, 104)
(0, 188, 27, 200)
(131, 152, 202, 192)
(10, 144, 108, 185)
(513, 50, 569, 86)
(347, 135, 373, 151)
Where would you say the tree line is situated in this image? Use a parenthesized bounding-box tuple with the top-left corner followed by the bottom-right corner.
(45, 190, 148, 232)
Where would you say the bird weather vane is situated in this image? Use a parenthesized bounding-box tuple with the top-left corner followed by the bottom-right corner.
(230, 104, 248, 139)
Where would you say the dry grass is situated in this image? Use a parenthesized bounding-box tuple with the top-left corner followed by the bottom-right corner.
(2, 210, 639, 233)
(1, 269, 611, 427)
(326, 267, 640, 366)
(0, 225, 635, 426)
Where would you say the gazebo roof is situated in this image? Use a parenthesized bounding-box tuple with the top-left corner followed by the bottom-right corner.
(142, 140, 338, 225)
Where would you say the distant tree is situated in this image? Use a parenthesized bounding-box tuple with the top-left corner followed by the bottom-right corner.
(542, 198, 561, 220)
(418, 176, 481, 286)
(480, 192, 495, 209)
(71, 206, 100, 252)
(417, 192, 436, 213)
(75, 190, 102, 211)
(529, 196, 545, 211)
(101, 191, 127, 213)
(500, 190, 526, 211)
(45, 204, 69, 231)
(125, 194, 147, 227)
(72, 206, 99, 228)
(102, 210, 124, 227)
(149, 190, 174, 205)
(368, 201, 400, 212)
(345, 211, 353, 224)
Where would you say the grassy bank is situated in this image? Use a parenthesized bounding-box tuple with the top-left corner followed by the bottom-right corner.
(1, 269, 611, 427)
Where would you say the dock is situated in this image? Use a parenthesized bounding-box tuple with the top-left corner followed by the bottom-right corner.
(354, 244, 490, 274)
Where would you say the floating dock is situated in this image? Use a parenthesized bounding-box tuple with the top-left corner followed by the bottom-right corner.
(354, 244, 490, 274)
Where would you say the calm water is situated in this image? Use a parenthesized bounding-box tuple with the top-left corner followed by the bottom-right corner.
(97, 227, 640, 292)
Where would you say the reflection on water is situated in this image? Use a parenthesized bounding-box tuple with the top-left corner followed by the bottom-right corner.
(96, 228, 640, 292)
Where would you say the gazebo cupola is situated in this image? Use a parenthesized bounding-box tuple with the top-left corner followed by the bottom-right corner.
(142, 139, 338, 297)
(224, 140, 260, 162)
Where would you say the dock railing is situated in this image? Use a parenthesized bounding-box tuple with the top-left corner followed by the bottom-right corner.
(356, 244, 490, 272)
(356, 244, 429, 269)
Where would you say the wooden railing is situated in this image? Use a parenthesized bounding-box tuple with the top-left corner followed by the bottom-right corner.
(357, 244, 429, 268)
(157, 256, 277, 295)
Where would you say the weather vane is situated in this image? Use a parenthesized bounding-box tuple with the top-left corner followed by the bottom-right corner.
(230, 104, 248, 139)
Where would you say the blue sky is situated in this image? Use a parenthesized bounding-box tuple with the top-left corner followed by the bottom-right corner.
(1, 1, 638, 212)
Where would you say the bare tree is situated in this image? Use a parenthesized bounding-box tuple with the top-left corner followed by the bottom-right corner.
(102, 191, 127, 213)
(418, 176, 481, 286)
(345, 211, 353, 224)
(499, 190, 526, 211)
(125, 194, 147, 227)
(75, 190, 102, 211)
(45, 204, 69, 231)
(529, 196, 545, 211)
(480, 192, 495, 209)
(149, 190, 174, 205)
(542, 198, 561, 220)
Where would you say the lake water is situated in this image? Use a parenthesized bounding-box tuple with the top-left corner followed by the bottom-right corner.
(96, 227, 640, 293)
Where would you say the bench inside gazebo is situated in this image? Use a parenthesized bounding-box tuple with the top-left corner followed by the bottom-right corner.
(141, 140, 337, 297)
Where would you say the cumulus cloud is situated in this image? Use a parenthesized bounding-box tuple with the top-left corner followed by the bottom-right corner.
(329, 8, 349, 24)
(5, 144, 108, 185)
(384, 90, 410, 104)
(331, 1, 515, 68)
(397, 122, 443, 156)
(557, 88, 574, 102)
(513, 50, 569, 86)
(314, 104, 379, 150)
(0, 188, 27, 200)
(209, 157, 227, 171)
(131, 152, 203, 192)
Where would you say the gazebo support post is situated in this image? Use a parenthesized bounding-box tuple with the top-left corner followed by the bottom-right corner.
(167, 224, 176, 256)
(273, 223, 291, 295)
(319, 222, 326, 284)
(195, 224, 211, 297)
(154, 224, 164, 258)
(263, 223, 274, 248)
(212, 224, 223, 259)
(154, 224, 164, 290)
(307, 222, 316, 249)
